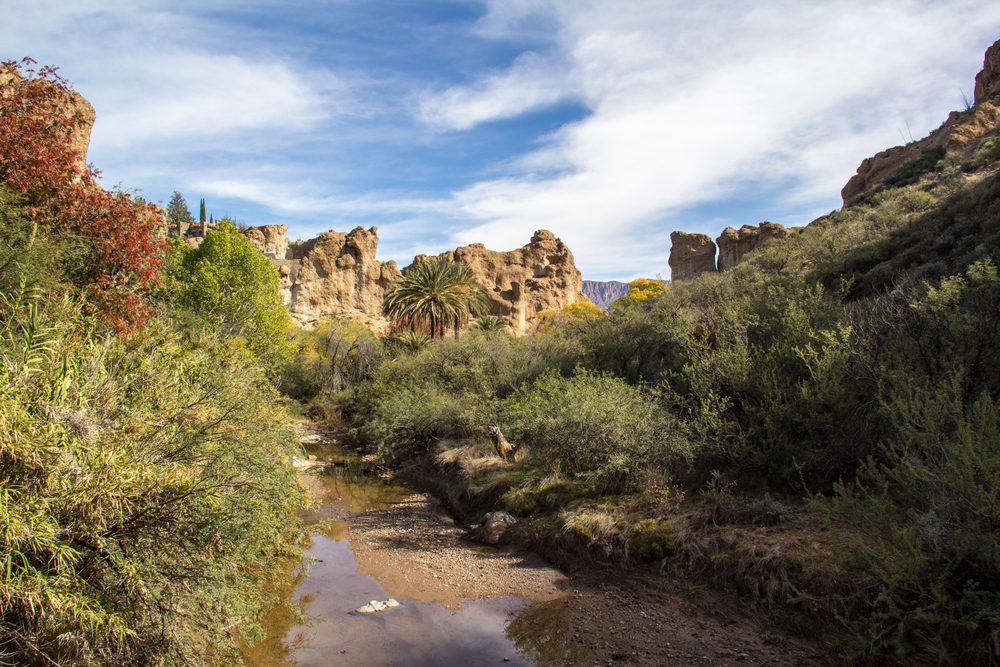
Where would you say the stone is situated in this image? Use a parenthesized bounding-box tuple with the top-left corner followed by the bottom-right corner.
(243, 224, 289, 260)
(478, 511, 517, 545)
(715, 222, 794, 271)
(409, 229, 586, 335)
(355, 598, 401, 614)
(668, 231, 717, 280)
(842, 39, 1000, 205)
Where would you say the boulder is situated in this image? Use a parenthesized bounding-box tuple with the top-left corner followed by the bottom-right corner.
(668, 231, 717, 280)
(716, 222, 794, 271)
(477, 511, 517, 545)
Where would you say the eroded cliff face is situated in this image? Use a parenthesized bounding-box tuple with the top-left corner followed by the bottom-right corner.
(842, 38, 1000, 206)
(244, 225, 585, 334)
(668, 231, 717, 280)
(668, 222, 797, 279)
(244, 224, 288, 260)
(242, 224, 401, 330)
(410, 230, 586, 335)
(716, 222, 796, 271)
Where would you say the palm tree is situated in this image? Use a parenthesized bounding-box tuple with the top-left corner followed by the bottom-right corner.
(383, 257, 488, 338)
(473, 315, 509, 334)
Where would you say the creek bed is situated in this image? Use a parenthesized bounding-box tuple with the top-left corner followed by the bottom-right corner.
(241, 440, 584, 667)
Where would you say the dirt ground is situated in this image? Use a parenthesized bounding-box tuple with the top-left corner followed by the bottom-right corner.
(347, 489, 825, 666)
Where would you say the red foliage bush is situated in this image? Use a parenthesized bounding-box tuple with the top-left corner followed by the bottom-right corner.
(0, 58, 165, 333)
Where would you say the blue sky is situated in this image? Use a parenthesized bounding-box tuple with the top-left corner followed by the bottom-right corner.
(4, 1, 1000, 280)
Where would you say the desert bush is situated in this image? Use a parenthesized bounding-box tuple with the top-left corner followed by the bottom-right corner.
(357, 384, 489, 462)
(819, 261, 1000, 663)
(281, 318, 382, 400)
(0, 277, 304, 666)
(502, 370, 691, 493)
(625, 519, 677, 562)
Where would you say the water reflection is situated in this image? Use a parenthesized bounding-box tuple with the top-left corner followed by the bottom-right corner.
(242, 447, 582, 667)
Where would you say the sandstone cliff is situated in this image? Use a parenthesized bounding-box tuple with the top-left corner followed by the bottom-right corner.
(242, 224, 401, 330)
(668, 231, 717, 280)
(244, 224, 288, 260)
(410, 230, 586, 335)
(716, 222, 796, 271)
(668, 222, 798, 279)
(842, 38, 1000, 205)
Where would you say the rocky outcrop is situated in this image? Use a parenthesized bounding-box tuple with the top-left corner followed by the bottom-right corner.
(243, 224, 288, 260)
(842, 38, 1000, 205)
(975, 38, 1000, 104)
(411, 230, 586, 335)
(716, 222, 795, 271)
(285, 226, 401, 329)
(582, 280, 629, 310)
(668, 232, 717, 280)
(0, 66, 96, 175)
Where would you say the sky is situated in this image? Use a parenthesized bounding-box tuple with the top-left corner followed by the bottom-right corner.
(3, 1, 1000, 280)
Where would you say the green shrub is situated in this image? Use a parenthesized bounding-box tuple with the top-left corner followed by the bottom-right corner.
(625, 519, 676, 562)
(819, 261, 1000, 663)
(281, 318, 382, 401)
(503, 370, 691, 493)
(0, 279, 305, 665)
(357, 384, 490, 462)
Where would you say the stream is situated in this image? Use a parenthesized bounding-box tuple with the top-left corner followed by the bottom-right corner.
(240, 438, 584, 667)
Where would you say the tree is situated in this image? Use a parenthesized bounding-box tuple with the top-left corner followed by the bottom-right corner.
(170, 219, 292, 371)
(611, 278, 667, 313)
(383, 256, 487, 338)
(0, 58, 165, 333)
(199, 197, 206, 223)
(166, 191, 193, 231)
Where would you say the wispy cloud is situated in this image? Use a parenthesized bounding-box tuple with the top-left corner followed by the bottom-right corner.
(3, 1, 999, 280)
(419, 0, 1000, 277)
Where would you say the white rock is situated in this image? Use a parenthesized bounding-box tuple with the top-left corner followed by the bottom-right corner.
(386, 599, 400, 608)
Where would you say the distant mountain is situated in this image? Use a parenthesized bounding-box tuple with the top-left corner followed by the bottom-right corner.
(582, 280, 629, 310)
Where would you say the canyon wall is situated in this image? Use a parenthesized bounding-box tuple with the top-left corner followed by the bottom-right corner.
(244, 226, 585, 335)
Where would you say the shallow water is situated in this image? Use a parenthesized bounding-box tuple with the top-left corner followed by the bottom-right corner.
(241, 447, 577, 667)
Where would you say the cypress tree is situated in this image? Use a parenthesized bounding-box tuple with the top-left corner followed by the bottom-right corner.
(199, 198, 206, 224)
(166, 191, 194, 233)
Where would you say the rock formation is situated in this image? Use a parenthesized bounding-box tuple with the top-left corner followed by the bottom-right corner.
(0, 66, 96, 175)
(244, 224, 289, 260)
(716, 222, 795, 271)
(410, 230, 586, 335)
(241, 224, 401, 329)
(287, 226, 402, 329)
(975, 38, 1000, 104)
(842, 38, 1000, 205)
(668, 231, 717, 280)
(582, 280, 630, 310)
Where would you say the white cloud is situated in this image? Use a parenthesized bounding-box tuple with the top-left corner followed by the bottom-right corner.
(420, 0, 1000, 278)
(419, 52, 573, 130)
